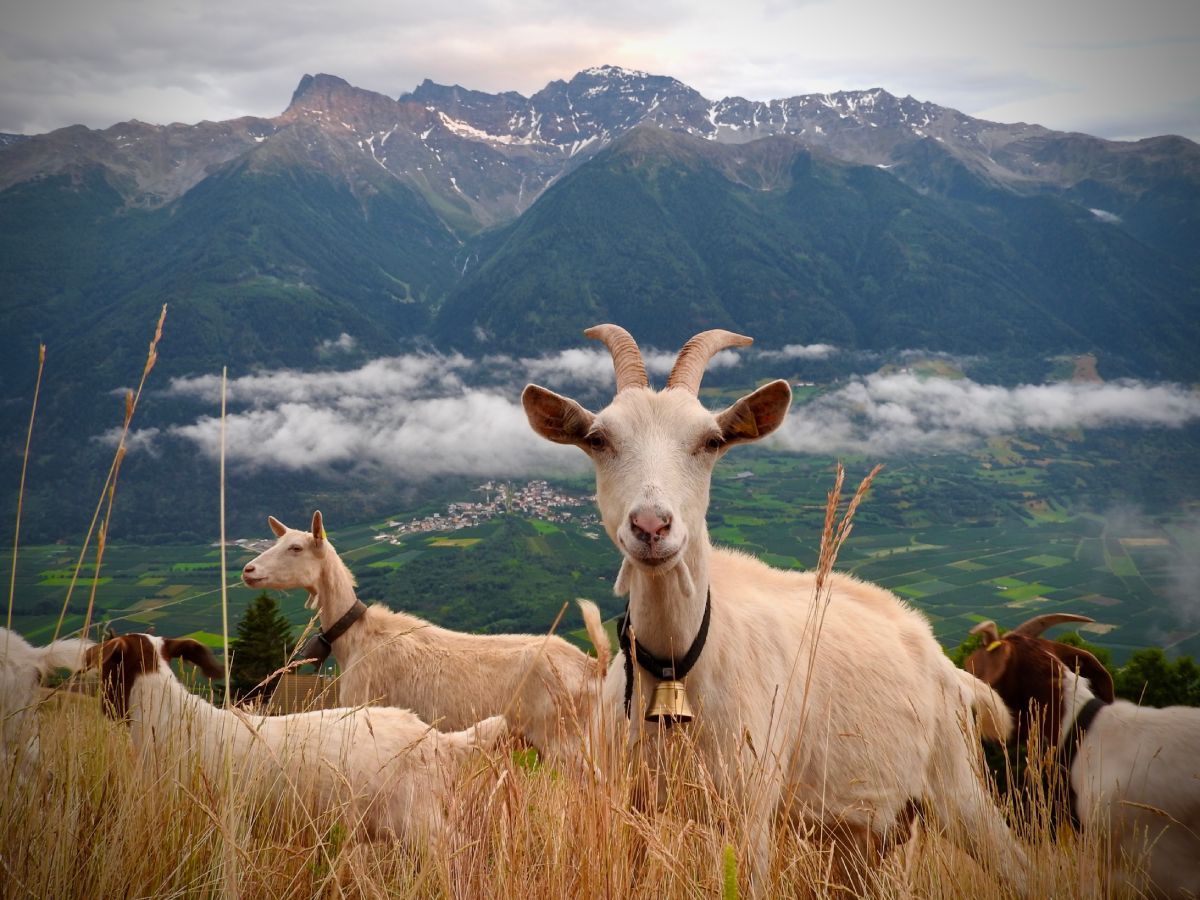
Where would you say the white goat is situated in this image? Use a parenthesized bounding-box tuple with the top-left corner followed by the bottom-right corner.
(523, 325, 1026, 890)
(1, 627, 92, 775)
(241, 513, 610, 766)
(967, 613, 1200, 898)
(88, 632, 507, 846)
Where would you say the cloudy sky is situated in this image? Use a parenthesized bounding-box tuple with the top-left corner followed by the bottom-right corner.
(2, 0, 1197, 141)
(111, 345, 1200, 478)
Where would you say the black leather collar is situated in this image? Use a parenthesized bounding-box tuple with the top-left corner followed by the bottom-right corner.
(617, 588, 712, 719)
(300, 599, 368, 668)
(1060, 695, 1107, 830)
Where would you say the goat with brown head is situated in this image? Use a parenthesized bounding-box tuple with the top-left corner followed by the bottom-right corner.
(967, 614, 1200, 897)
(86, 633, 223, 720)
(965, 613, 1113, 748)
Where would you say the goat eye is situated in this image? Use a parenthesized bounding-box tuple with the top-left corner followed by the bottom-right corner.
(585, 433, 608, 452)
(703, 435, 724, 453)
(289, 545, 302, 553)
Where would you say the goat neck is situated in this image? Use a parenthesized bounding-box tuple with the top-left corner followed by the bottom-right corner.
(1055, 667, 1102, 751)
(621, 526, 712, 664)
(313, 549, 361, 634)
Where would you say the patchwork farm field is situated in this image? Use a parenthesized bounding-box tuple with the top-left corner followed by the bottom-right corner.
(5, 429, 1198, 662)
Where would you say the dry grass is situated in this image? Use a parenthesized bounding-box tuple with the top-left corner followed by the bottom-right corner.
(0, 664, 1136, 899)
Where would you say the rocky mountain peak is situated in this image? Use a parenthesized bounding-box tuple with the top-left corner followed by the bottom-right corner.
(289, 73, 353, 108)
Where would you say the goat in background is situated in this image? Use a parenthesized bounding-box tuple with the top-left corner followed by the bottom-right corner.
(88, 632, 507, 848)
(967, 613, 1200, 898)
(242, 514, 611, 768)
(1, 627, 92, 776)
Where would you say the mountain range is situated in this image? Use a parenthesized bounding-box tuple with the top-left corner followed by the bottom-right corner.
(3, 65, 1197, 375)
(1, 65, 1198, 538)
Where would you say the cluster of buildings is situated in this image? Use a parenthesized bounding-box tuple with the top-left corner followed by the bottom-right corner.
(374, 480, 598, 542)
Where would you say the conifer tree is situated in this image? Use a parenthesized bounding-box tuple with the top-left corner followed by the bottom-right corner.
(230, 592, 294, 698)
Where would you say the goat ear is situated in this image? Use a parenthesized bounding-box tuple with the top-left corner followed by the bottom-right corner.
(964, 639, 1014, 687)
(162, 638, 224, 680)
(85, 638, 122, 672)
(522, 384, 595, 446)
(717, 380, 792, 446)
(268, 516, 287, 537)
(1049, 643, 1114, 703)
(311, 510, 325, 542)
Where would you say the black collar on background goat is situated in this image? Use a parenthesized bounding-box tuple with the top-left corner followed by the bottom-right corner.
(618, 589, 712, 723)
(1060, 695, 1108, 830)
(300, 599, 368, 668)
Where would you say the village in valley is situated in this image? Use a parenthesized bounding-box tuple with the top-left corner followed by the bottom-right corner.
(372, 480, 600, 542)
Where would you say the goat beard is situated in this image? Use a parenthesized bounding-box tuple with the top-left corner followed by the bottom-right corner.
(613, 556, 696, 598)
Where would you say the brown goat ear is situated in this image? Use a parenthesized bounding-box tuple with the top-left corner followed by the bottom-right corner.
(311, 510, 325, 542)
(964, 639, 1014, 687)
(91, 637, 133, 720)
(268, 516, 287, 537)
(522, 384, 596, 446)
(717, 380, 792, 446)
(84, 642, 107, 671)
(162, 638, 224, 680)
(1049, 643, 1114, 703)
(86, 638, 123, 672)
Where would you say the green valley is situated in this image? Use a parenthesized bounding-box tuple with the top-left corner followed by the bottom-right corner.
(7, 421, 1197, 662)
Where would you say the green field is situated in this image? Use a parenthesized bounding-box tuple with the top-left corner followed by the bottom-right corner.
(4, 429, 1198, 663)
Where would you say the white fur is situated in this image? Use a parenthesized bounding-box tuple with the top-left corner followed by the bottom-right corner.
(525, 375, 1025, 889)
(1, 627, 92, 774)
(112, 633, 505, 845)
(1057, 668, 1200, 898)
(243, 522, 608, 766)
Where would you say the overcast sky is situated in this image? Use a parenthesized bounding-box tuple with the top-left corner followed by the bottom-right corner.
(2, 0, 1197, 141)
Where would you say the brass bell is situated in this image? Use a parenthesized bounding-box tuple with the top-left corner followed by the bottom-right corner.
(645, 679, 694, 723)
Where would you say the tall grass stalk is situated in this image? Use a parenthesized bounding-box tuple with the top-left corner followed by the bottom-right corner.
(217, 364, 240, 899)
(53, 303, 167, 642)
(782, 463, 883, 749)
(6, 344, 45, 642)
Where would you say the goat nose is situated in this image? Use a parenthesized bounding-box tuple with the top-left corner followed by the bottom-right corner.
(630, 510, 671, 544)
(243, 563, 255, 574)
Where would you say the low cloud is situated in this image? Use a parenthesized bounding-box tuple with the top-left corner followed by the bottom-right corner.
(122, 356, 1200, 478)
(1098, 505, 1200, 633)
(316, 332, 357, 356)
(95, 425, 162, 456)
(171, 391, 583, 477)
(759, 343, 839, 361)
(774, 374, 1200, 456)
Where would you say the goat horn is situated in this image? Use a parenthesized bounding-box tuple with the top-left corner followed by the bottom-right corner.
(1010, 613, 1094, 638)
(667, 330, 753, 394)
(584, 324, 649, 393)
(970, 620, 1001, 645)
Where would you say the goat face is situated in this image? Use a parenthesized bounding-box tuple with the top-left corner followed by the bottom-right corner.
(523, 326, 791, 577)
(242, 510, 329, 593)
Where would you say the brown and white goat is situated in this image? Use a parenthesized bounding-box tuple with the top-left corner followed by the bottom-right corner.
(88, 632, 507, 846)
(242, 514, 610, 766)
(523, 325, 1026, 891)
(966, 613, 1200, 898)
